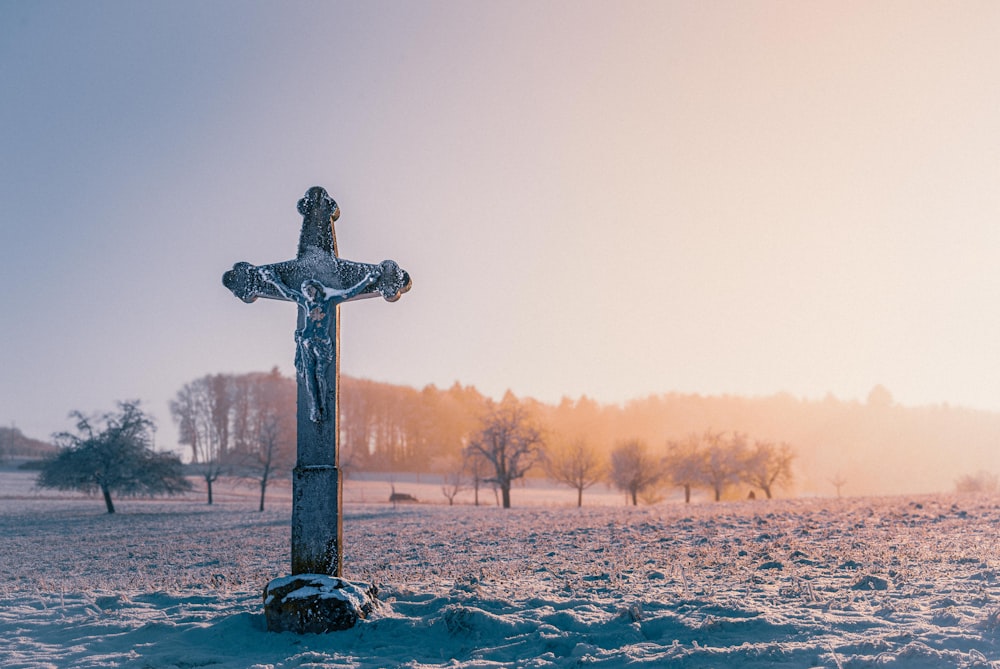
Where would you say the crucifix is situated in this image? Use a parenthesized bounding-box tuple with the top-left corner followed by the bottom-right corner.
(223, 186, 410, 577)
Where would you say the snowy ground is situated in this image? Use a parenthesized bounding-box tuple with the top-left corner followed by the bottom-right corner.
(2, 471, 1000, 668)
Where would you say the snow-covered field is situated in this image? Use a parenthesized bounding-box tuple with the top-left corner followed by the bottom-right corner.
(2, 471, 1000, 668)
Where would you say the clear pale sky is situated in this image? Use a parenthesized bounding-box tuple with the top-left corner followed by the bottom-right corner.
(3, 1, 1000, 453)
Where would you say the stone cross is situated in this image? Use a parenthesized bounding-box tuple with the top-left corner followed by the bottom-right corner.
(223, 186, 410, 577)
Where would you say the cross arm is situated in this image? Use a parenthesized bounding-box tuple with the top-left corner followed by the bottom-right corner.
(223, 261, 289, 303)
(223, 255, 411, 304)
(356, 258, 412, 303)
(223, 261, 302, 303)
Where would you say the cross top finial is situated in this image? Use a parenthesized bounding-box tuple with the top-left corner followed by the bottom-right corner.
(297, 186, 340, 257)
(298, 186, 340, 221)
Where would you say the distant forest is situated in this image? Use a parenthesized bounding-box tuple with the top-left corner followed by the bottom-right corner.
(8, 375, 996, 498)
(0, 426, 56, 460)
(341, 379, 1000, 497)
(169, 372, 1000, 498)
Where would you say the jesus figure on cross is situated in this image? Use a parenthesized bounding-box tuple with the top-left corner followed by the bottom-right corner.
(257, 265, 381, 422)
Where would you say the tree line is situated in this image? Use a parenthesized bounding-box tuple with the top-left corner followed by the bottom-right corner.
(164, 371, 797, 507)
(464, 403, 794, 507)
(407, 390, 795, 508)
(34, 369, 299, 514)
(33, 372, 1000, 512)
(328, 377, 1000, 499)
(169, 368, 295, 507)
(608, 432, 793, 505)
(165, 372, 994, 503)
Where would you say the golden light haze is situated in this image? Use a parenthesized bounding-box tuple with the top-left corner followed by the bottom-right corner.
(375, 1, 1000, 414)
(337, 376, 1000, 498)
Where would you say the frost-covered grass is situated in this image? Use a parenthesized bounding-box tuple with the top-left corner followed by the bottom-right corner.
(2, 471, 1000, 668)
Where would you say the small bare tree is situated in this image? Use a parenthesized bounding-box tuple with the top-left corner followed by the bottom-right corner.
(170, 375, 230, 504)
(253, 414, 284, 511)
(463, 447, 492, 506)
(237, 370, 294, 512)
(441, 468, 465, 506)
(665, 435, 703, 503)
(741, 440, 795, 499)
(609, 439, 663, 506)
(545, 438, 605, 507)
(699, 430, 745, 502)
(829, 473, 848, 498)
(464, 392, 545, 509)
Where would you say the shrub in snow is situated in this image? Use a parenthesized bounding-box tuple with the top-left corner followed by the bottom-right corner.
(851, 575, 889, 591)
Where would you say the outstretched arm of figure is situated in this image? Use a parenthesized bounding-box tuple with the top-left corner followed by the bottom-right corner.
(323, 269, 382, 302)
(257, 266, 302, 302)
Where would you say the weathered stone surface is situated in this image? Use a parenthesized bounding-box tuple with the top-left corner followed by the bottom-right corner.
(263, 575, 378, 633)
(226, 188, 406, 634)
(291, 465, 342, 576)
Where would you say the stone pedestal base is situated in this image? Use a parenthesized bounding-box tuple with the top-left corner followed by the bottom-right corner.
(263, 574, 378, 633)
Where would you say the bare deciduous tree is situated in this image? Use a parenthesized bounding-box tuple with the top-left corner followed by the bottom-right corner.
(829, 473, 848, 498)
(440, 467, 465, 506)
(609, 439, 663, 506)
(170, 375, 230, 504)
(665, 434, 703, 503)
(170, 382, 205, 464)
(741, 440, 795, 499)
(545, 438, 604, 507)
(172, 370, 295, 508)
(463, 447, 493, 506)
(699, 430, 745, 502)
(465, 392, 545, 509)
(231, 370, 294, 512)
(253, 414, 283, 511)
